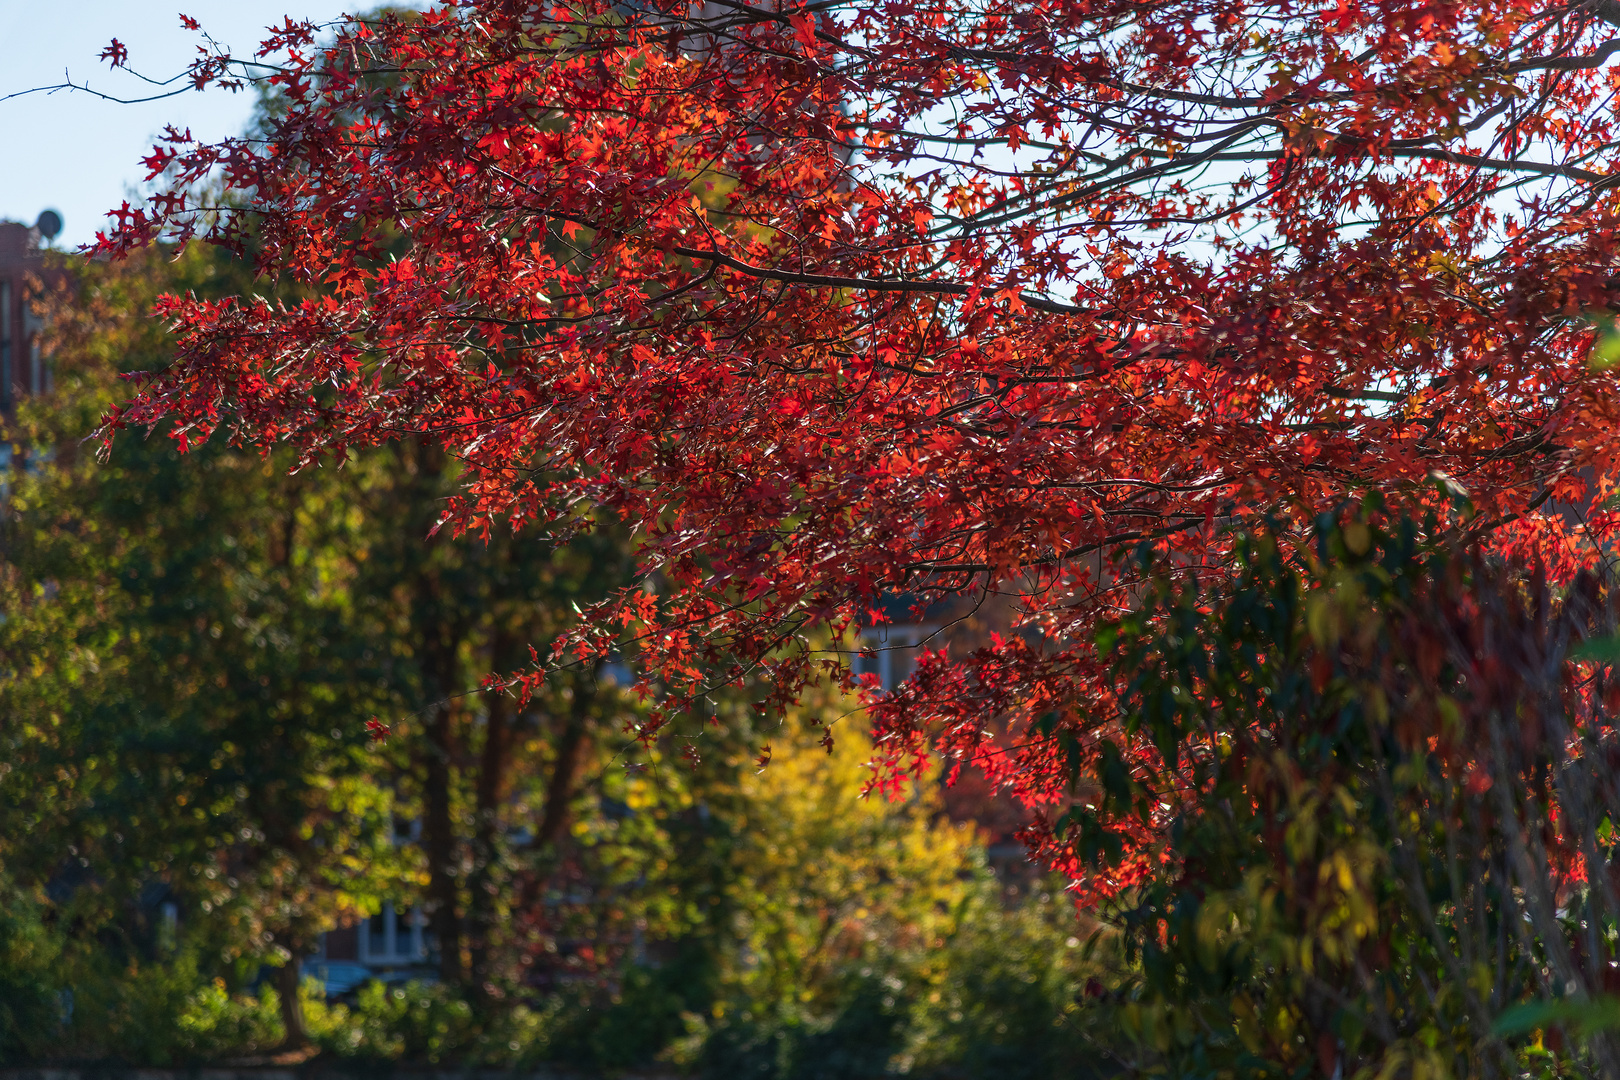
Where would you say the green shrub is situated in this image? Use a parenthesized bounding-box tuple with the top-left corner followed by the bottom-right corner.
(696, 977, 908, 1080)
(543, 954, 716, 1070)
(902, 896, 1104, 1080)
(0, 892, 64, 1063)
(174, 979, 283, 1058)
(307, 980, 559, 1066)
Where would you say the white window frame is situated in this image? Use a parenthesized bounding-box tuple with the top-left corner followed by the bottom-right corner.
(358, 902, 428, 965)
(853, 623, 938, 691)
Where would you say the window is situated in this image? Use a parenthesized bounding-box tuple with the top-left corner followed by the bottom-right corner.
(22, 291, 41, 396)
(359, 902, 427, 964)
(852, 623, 938, 691)
(391, 815, 422, 846)
(0, 279, 10, 407)
(158, 901, 179, 952)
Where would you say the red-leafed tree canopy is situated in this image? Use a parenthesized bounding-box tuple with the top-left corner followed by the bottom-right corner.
(97, 0, 1620, 894)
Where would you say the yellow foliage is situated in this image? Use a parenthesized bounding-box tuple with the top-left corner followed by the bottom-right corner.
(722, 714, 984, 1005)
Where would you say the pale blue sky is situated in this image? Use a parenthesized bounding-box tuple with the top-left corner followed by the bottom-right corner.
(0, 2, 365, 250)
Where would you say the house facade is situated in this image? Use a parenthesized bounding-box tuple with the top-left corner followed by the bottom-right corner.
(306, 816, 436, 994)
(0, 212, 64, 411)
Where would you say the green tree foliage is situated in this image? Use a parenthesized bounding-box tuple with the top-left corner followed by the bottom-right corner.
(0, 244, 410, 1052)
(1079, 514, 1620, 1078)
(682, 716, 1101, 1080)
(0, 240, 1100, 1075)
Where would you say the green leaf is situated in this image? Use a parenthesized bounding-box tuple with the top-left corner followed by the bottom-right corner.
(1570, 636, 1620, 663)
(1594, 329, 1620, 371)
(1094, 623, 1119, 658)
(1493, 997, 1620, 1037)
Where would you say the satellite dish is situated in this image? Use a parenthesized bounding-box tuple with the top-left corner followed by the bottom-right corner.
(34, 210, 62, 242)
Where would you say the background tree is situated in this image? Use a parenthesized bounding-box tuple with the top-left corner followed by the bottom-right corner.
(0, 222, 1101, 1076)
(346, 438, 640, 992)
(1071, 514, 1620, 1078)
(0, 244, 407, 1050)
(2, 239, 658, 1020)
(693, 712, 1098, 1080)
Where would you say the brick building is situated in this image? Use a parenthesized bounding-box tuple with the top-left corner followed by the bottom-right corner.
(0, 212, 64, 411)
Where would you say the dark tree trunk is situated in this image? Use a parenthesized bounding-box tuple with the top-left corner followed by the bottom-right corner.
(273, 956, 308, 1050)
(535, 681, 593, 853)
(422, 696, 465, 985)
(516, 677, 596, 919)
(403, 440, 468, 986)
(466, 629, 516, 999)
(511, 676, 596, 919)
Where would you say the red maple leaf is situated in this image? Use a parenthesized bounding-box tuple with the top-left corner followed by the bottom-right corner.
(100, 38, 129, 69)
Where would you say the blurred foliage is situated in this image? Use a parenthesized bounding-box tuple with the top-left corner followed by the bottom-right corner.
(1071, 511, 1620, 1079)
(681, 717, 1101, 1080)
(0, 243, 413, 1046)
(21, 237, 1620, 1080)
(0, 243, 1107, 1075)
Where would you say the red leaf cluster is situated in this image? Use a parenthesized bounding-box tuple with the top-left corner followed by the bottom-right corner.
(97, 0, 1620, 892)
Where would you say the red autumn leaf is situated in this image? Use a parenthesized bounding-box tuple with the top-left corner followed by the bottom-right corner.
(100, 38, 129, 69)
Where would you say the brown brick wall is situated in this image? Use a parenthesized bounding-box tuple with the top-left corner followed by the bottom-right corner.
(0, 221, 61, 410)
